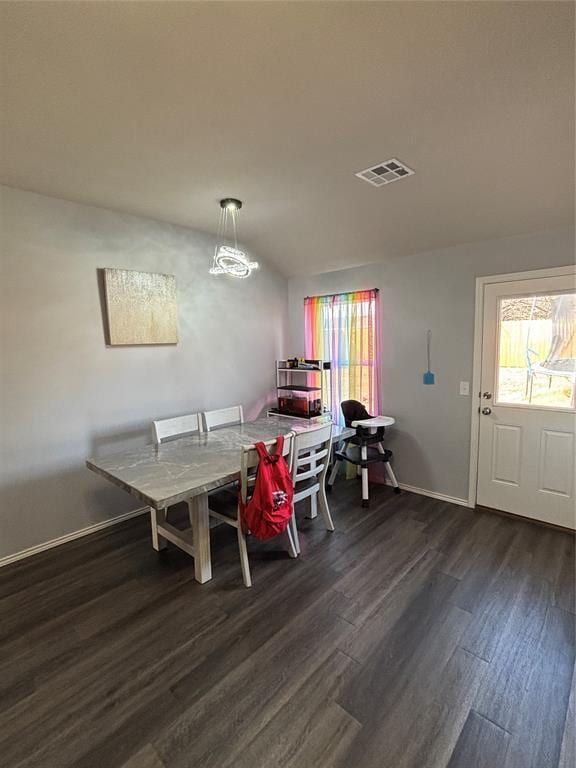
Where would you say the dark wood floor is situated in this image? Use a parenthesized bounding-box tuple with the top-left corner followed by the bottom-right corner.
(0, 482, 574, 768)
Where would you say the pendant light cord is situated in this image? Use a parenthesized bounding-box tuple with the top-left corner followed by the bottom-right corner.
(214, 207, 225, 263)
(231, 207, 238, 251)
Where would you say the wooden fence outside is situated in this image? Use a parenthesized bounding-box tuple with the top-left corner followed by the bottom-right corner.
(499, 320, 551, 368)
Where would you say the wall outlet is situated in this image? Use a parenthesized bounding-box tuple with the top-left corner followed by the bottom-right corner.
(459, 381, 470, 396)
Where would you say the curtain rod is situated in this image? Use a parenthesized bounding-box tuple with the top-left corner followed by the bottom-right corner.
(304, 288, 379, 300)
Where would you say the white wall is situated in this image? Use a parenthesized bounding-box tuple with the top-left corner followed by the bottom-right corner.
(0, 186, 288, 559)
(289, 228, 575, 503)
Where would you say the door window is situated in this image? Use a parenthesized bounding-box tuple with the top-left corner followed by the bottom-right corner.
(495, 292, 576, 409)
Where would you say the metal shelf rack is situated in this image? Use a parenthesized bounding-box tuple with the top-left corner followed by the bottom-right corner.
(268, 359, 331, 420)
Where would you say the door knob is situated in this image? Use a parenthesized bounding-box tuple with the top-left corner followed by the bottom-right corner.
(482, 392, 492, 399)
(482, 407, 492, 415)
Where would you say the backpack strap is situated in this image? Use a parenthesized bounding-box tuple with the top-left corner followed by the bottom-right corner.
(274, 434, 284, 456)
(254, 441, 272, 463)
(254, 436, 284, 464)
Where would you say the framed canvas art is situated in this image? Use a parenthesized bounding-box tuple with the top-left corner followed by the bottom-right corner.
(103, 268, 178, 345)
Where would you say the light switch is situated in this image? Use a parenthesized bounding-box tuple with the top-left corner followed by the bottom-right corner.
(459, 381, 470, 396)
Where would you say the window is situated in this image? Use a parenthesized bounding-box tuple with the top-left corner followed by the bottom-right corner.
(304, 289, 381, 424)
(496, 292, 576, 409)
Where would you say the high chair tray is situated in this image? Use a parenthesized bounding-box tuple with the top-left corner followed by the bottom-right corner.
(351, 416, 395, 429)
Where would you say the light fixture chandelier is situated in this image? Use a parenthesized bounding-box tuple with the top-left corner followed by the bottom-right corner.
(209, 198, 258, 278)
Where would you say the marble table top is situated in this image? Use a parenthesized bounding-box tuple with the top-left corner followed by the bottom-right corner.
(86, 415, 354, 510)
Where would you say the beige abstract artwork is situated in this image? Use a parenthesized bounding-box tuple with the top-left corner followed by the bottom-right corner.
(103, 268, 178, 345)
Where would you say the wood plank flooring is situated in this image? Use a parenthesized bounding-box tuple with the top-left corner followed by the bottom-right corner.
(0, 482, 574, 768)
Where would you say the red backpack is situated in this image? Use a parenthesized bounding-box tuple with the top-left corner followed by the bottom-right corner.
(239, 436, 294, 540)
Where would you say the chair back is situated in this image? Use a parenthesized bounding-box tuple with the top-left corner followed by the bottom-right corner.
(341, 400, 385, 444)
(239, 433, 293, 505)
(204, 405, 244, 432)
(341, 399, 371, 427)
(291, 424, 332, 491)
(152, 413, 203, 445)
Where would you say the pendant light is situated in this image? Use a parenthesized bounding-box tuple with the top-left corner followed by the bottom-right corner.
(209, 198, 258, 278)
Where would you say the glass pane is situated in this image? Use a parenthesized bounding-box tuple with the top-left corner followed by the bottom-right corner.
(496, 292, 576, 408)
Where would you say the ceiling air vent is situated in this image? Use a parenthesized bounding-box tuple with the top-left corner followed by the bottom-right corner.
(355, 158, 414, 187)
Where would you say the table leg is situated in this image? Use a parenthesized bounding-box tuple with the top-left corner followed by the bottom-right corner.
(150, 507, 167, 551)
(187, 494, 212, 584)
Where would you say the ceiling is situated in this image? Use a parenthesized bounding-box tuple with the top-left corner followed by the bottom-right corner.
(1, 1, 574, 277)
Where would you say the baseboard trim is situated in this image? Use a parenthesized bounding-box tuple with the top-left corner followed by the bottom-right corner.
(0, 483, 473, 569)
(0, 507, 150, 569)
(387, 482, 472, 508)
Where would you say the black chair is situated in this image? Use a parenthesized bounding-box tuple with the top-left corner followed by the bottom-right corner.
(326, 400, 400, 507)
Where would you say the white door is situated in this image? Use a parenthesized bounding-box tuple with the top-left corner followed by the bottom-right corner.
(477, 269, 576, 529)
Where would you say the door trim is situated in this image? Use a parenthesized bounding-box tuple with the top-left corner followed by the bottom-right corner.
(468, 264, 576, 509)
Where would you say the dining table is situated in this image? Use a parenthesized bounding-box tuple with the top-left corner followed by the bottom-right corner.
(86, 414, 354, 584)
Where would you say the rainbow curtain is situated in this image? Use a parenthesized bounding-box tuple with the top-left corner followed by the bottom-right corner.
(304, 289, 381, 424)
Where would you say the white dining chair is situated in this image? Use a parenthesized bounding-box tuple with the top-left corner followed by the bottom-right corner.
(149, 412, 203, 552)
(203, 405, 245, 503)
(208, 433, 298, 587)
(152, 412, 203, 444)
(289, 423, 334, 555)
(203, 405, 244, 432)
